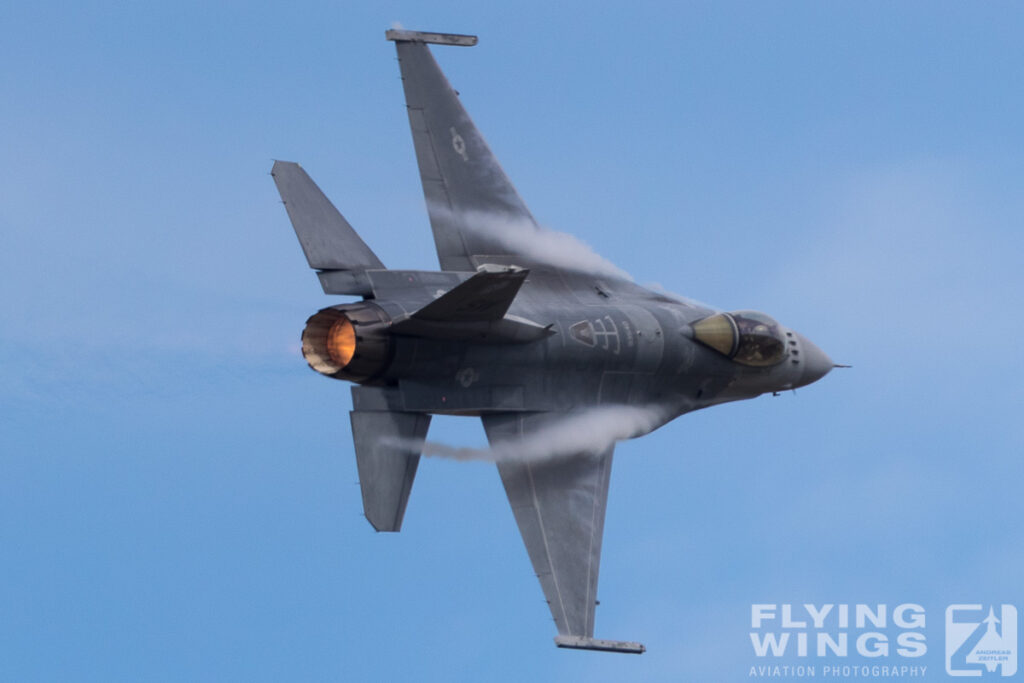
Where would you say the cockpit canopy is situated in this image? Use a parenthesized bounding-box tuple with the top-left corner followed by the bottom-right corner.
(691, 310, 787, 367)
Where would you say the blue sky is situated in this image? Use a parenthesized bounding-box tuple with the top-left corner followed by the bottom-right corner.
(2, 2, 1023, 681)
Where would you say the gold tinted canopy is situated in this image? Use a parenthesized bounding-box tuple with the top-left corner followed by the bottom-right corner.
(692, 311, 786, 367)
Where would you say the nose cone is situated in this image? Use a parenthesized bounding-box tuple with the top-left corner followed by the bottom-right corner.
(795, 333, 833, 387)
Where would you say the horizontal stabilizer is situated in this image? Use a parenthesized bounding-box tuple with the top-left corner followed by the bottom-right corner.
(554, 636, 645, 654)
(271, 160, 385, 272)
(350, 408, 431, 532)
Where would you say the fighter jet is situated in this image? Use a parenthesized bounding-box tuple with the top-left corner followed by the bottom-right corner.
(271, 29, 834, 654)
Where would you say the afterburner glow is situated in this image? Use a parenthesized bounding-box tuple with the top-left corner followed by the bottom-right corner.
(326, 317, 356, 367)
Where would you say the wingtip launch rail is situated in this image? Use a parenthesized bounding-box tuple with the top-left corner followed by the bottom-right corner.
(385, 29, 478, 47)
(554, 636, 647, 654)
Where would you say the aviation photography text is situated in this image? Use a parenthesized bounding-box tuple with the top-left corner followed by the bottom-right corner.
(749, 603, 928, 679)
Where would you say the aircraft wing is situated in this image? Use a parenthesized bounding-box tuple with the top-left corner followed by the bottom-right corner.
(388, 31, 541, 273)
(481, 412, 645, 653)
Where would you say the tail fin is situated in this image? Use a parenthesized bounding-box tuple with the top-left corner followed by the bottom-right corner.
(389, 268, 553, 343)
(271, 161, 385, 293)
(402, 267, 527, 323)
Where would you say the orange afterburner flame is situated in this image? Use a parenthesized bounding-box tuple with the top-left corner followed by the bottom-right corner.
(301, 303, 390, 381)
(326, 316, 356, 367)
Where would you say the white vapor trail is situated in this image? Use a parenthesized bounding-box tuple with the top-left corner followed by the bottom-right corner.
(644, 282, 719, 312)
(432, 203, 633, 282)
(385, 404, 670, 464)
